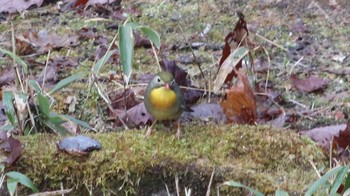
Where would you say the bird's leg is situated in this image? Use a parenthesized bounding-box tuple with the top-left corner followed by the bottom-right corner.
(175, 120, 182, 138)
(145, 120, 157, 137)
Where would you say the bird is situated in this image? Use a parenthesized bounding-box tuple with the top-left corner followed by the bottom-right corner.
(144, 71, 190, 138)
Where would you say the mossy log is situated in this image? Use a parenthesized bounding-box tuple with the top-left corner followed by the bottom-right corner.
(13, 124, 325, 195)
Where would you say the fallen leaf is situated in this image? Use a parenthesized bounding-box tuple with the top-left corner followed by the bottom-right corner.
(0, 131, 22, 165)
(36, 65, 58, 86)
(0, 0, 43, 13)
(291, 74, 330, 93)
(220, 70, 256, 124)
(184, 103, 226, 123)
(300, 124, 347, 151)
(333, 121, 350, 150)
(123, 102, 154, 127)
(0, 68, 15, 87)
(16, 30, 79, 55)
(77, 27, 99, 40)
(267, 113, 286, 128)
(110, 89, 140, 110)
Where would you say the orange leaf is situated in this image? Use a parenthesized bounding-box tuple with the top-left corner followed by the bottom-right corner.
(220, 70, 256, 124)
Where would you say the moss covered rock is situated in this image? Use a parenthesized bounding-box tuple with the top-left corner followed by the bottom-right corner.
(15, 124, 325, 195)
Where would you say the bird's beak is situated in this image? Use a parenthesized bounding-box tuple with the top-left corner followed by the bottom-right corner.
(164, 83, 170, 89)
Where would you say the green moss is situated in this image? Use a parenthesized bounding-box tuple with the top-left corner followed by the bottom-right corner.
(16, 124, 326, 195)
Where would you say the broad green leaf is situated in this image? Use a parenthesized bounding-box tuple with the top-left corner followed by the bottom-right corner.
(0, 48, 28, 73)
(330, 166, 349, 194)
(43, 120, 68, 135)
(0, 124, 15, 131)
(6, 171, 39, 193)
(305, 166, 345, 196)
(127, 22, 141, 29)
(49, 73, 83, 94)
(37, 94, 50, 117)
(3, 91, 16, 126)
(119, 23, 134, 86)
(222, 181, 264, 196)
(275, 189, 289, 196)
(343, 171, 350, 192)
(49, 113, 66, 125)
(212, 47, 249, 93)
(28, 80, 42, 93)
(92, 50, 115, 74)
(7, 178, 18, 196)
(140, 26, 160, 49)
(60, 114, 93, 130)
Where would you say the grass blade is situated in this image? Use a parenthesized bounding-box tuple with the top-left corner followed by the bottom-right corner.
(60, 114, 93, 130)
(305, 166, 345, 196)
(330, 166, 349, 194)
(222, 181, 264, 196)
(28, 80, 42, 93)
(92, 50, 114, 74)
(0, 48, 28, 73)
(49, 73, 82, 94)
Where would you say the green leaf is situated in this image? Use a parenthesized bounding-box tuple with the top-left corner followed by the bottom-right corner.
(275, 189, 289, 196)
(6, 171, 39, 193)
(140, 26, 160, 49)
(7, 178, 18, 196)
(37, 94, 50, 117)
(3, 91, 16, 126)
(92, 50, 115, 74)
(119, 23, 134, 86)
(28, 80, 42, 93)
(49, 73, 83, 94)
(42, 120, 68, 135)
(0, 48, 28, 73)
(330, 166, 349, 194)
(222, 181, 264, 196)
(60, 114, 93, 130)
(127, 22, 141, 29)
(343, 171, 350, 192)
(305, 166, 345, 196)
(0, 124, 15, 131)
(48, 113, 66, 125)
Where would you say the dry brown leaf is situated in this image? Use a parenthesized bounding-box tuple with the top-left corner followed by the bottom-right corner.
(0, 0, 43, 13)
(333, 121, 350, 150)
(291, 74, 330, 93)
(300, 124, 347, 151)
(16, 30, 79, 55)
(220, 70, 256, 124)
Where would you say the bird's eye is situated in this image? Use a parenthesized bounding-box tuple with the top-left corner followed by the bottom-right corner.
(157, 77, 161, 83)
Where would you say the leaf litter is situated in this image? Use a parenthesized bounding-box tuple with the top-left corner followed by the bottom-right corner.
(0, 0, 349, 164)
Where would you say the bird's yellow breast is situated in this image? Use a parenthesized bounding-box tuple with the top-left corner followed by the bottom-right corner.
(149, 87, 177, 109)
